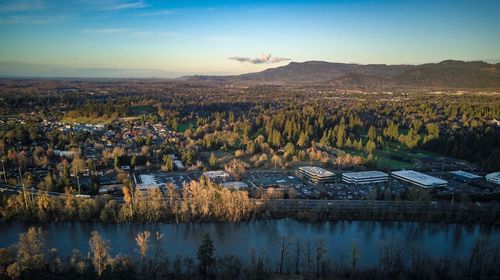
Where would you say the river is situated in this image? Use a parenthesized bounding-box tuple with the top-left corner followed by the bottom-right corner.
(1, 220, 499, 267)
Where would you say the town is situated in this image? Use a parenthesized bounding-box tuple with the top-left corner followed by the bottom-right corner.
(0, 80, 499, 217)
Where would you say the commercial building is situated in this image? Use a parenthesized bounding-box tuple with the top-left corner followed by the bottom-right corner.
(486, 172, 500, 185)
(342, 171, 389, 185)
(391, 170, 447, 188)
(173, 160, 185, 170)
(450, 170, 482, 183)
(297, 166, 335, 184)
(136, 174, 161, 191)
(220, 181, 249, 190)
(203, 170, 230, 180)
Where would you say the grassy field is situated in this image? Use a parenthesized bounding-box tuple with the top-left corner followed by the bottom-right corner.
(62, 116, 116, 124)
(129, 105, 156, 115)
(177, 121, 194, 132)
(344, 142, 440, 170)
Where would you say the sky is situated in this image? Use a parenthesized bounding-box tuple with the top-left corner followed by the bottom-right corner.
(0, 0, 500, 77)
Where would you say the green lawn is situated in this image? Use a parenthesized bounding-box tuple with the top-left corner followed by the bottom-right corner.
(129, 105, 156, 115)
(177, 121, 194, 132)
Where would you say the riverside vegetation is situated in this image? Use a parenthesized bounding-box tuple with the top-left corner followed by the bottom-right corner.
(0, 226, 499, 280)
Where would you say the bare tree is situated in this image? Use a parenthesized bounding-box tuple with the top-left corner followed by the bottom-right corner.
(315, 239, 326, 278)
(294, 238, 301, 275)
(276, 235, 292, 274)
(351, 241, 361, 272)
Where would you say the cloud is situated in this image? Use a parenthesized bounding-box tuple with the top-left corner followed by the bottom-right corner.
(0, 15, 66, 24)
(107, 1, 146, 10)
(82, 27, 178, 39)
(0, 0, 44, 13)
(229, 53, 291, 64)
(80, 0, 146, 11)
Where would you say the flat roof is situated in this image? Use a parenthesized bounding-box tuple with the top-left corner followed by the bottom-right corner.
(139, 174, 158, 186)
(203, 170, 229, 178)
(298, 166, 334, 177)
(450, 170, 482, 179)
(343, 171, 388, 179)
(392, 170, 447, 186)
(220, 181, 249, 189)
(486, 172, 500, 179)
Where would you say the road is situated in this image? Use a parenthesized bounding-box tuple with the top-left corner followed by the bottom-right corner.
(2, 183, 499, 214)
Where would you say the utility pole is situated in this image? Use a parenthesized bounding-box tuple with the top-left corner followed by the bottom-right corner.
(77, 175, 81, 195)
(1, 159, 6, 183)
(19, 168, 29, 211)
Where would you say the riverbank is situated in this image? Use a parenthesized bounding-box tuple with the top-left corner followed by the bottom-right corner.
(1, 219, 499, 280)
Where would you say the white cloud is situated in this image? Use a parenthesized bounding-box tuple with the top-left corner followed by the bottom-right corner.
(0, 0, 44, 13)
(229, 53, 291, 64)
(0, 15, 65, 24)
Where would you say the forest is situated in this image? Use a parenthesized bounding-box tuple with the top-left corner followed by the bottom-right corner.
(0, 80, 499, 172)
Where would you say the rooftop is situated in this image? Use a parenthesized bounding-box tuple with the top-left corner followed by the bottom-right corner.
(343, 171, 388, 179)
(392, 170, 447, 186)
(203, 170, 230, 179)
(298, 166, 334, 177)
(450, 170, 482, 179)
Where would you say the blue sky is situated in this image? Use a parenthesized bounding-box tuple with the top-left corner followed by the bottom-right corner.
(0, 0, 499, 77)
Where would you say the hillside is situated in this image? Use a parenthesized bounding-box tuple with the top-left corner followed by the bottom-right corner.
(185, 60, 500, 88)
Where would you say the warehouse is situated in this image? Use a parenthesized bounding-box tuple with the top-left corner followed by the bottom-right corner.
(297, 166, 335, 184)
(486, 172, 500, 185)
(449, 170, 482, 183)
(342, 171, 389, 185)
(203, 170, 230, 180)
(391, 170, 447, 188)
(137, 174, 161, 189)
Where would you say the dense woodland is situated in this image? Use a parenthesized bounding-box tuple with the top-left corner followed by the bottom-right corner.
(0, 80, 499, 172)
(0, 226, 498, 280)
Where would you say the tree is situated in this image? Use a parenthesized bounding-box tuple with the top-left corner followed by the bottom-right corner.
(365, 139, 376, 154)
(336, 125, 345, 148)
(7, 227, 46, 278)
(209, 152, 217, 169)
(368, 125, 377, 141)
(277, 236, 291, 274)
(284, 142, 295, 158)
(197, 234, 215, 279)
(351, 241, 361, 272)
(135, 230, 151, 264)
(297, 132, 309, 148)
(162, 155, 174, 171)
(114, 154, 119, 168)
(315, 239, 326, 278)
(89, 231, 110, 277)
(130, 155, 137, 169)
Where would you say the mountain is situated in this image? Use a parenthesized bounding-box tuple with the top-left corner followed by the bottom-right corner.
(186, 60, 500, 88)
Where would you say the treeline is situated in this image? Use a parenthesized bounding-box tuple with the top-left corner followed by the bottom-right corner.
(2, 185, 499, 224)
(0, 179, 257, 223)
(0, 226, 499, 280)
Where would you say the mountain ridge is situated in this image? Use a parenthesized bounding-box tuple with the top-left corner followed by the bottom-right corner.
(185, 60, 500, 88)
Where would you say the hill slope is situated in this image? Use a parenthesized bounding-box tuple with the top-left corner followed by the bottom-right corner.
(186, 60, 500, 88)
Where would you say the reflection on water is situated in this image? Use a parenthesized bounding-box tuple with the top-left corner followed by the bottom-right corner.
(0, 219, 499, 266)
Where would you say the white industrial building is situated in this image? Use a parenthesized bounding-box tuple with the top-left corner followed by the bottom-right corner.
(297, 166, 335, 184)
(486, 172, 500, 185)
(136, 174, 161, 191)
(391, 170, 447, 188)
(203, 170, 230, 180)
(220, 181, 249, 190)
(342, 171, 389, 185)
(173, 160, 185, 170)
(449, 170, 482, 183)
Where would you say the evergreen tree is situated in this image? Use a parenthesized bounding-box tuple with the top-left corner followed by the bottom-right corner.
(197, 234, 215, 279)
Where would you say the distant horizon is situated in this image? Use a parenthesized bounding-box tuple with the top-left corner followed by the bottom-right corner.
(1, 0, 500, 77)
(1, 57, 500, 79)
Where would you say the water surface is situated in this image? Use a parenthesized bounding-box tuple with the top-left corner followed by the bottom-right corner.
(1, 220, 498, 267)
